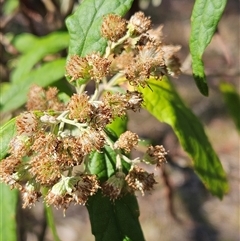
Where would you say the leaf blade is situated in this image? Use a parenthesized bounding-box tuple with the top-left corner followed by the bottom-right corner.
(219, 82, 240, 132)
(189, 0, 227, 96)
(11, 32, 69, 83)
(140, 78, 229, 198)
(0, 184, 18, 241)
(0, 118, 16, 160)
(87, 192, 145, 241)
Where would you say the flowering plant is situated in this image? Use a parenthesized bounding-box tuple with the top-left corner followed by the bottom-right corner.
(0, 0, 230, 240)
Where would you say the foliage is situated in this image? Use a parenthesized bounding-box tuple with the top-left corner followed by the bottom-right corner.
(189, 0, 227, 96)
(0, 0, 232, 240)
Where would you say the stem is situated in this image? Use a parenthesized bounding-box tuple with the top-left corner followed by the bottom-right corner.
(42, 188, 61, 241)
(90, 81, 100, 101)
(76, 82, 87, 95)
(44, 204, 61, 241)
(56, 111, 87, 130)
(104, 32, 130, 58)
(98, 72, 125, 98)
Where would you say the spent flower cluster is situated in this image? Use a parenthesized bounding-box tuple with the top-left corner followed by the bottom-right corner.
(0, 12, 179, 211)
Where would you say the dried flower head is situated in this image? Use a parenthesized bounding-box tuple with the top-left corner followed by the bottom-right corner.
(102, 92, 127, 118)
(9, 135, 31, 158)
(26, 85, 64, 111)
(125, 165, 157, 195)
(45, 174, 99, 211)
(68, 93, 92, 122)
(45, 187, 72, 212)
(86, 53, 111, 81)
(21, 181, 41, 208)
(78, 128, 105, 155)
(125, 91, 143, 112)
(66, 55, 90, 81)
(144, 145, 168, 167)
(102, 172, 126, 200)
(101, 14, 127, 42)
(16, 112, 38, 136)
(110, 51, 134, 72)
(114, 131, 139, 153)
(138, 42, 165, 68)
(125, 60, 150, 87)
(72, 174, 100, 205)
(60, 137, 84, 166)
(31, 132, 59, 153)
(29, 153, 62, 186)
(0, 156, 23, 189)
(90, 102, 112, 128)
(162, 45, 181, 77)
(128, 12, 151, 36)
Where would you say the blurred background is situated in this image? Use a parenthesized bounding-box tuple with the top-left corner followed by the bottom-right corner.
(0, 0, 239, 240)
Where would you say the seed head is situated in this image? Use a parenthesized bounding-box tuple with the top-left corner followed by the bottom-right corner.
(101, 14, 127, 42)
(78, 128, 105, 155)
(21, 181, 41, 208)
(86, 53, 111, 81)
(125, 165, 157, 195)
(26, 85, 64, 111)
(72, 174, 100, 205)
(144, 145, 168, 167)
(102, 172, 126, 200)
(29, 153, 62, 186)
(66, 55, 90, 82)
(16, 112, 38, 136)
(68, 93, 93, 122)
(125, 91, 143, 112)
(128, 12, 151, 36)
(0, 156, 23, 189)
(114, 131, 139, 153)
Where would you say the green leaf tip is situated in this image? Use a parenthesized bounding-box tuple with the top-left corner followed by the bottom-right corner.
(190, 0, 227, 96)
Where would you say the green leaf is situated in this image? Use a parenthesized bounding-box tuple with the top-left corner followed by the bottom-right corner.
(189, 0, 227, 96)
(0, 184, 18, 241)
(140, 78, 229, 198)
(87, 146, 117, 181)
(106, 116, 128, 137)
(2, 0, 18, 15)
(86, 145, 144, 241)
(0, 118, 16, 160)
(11, 32, 69, 83)
(219, 82, 240, 132)
(0, 58, 66, 112)
(86, 145, 131, 181)
(87, 192, 145, 241)
(66, 0, 134, 57)
(12, 33, 38, 53)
